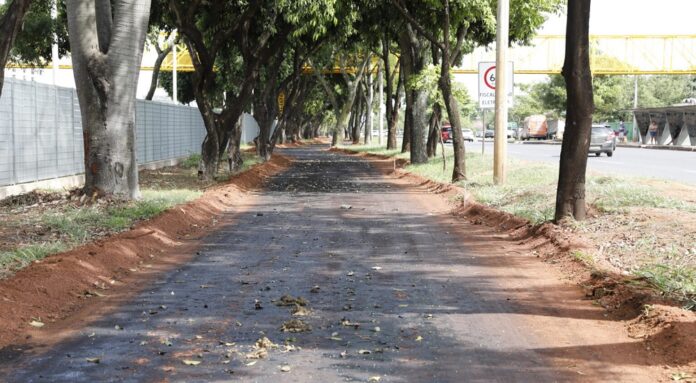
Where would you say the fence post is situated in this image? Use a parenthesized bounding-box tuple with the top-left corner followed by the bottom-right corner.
(10, 80, 17, 185)
(34, 81, 39, 181)
(54, 85, 59, 176)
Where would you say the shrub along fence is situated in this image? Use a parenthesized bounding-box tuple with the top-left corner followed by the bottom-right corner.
(0, 78, 205, 188)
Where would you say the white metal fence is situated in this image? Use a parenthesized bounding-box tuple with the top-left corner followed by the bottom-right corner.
(0, 78, 206, 187)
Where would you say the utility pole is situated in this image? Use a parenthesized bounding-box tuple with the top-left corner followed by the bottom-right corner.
(172, 31, 178, 103)
(494, 0, 509, 184)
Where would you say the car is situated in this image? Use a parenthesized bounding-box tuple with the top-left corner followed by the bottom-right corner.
(441, 125, 453, 143)
(589, 125, 617, 157)
(462, 129, 475, 142)
(484, 130, 495, 138)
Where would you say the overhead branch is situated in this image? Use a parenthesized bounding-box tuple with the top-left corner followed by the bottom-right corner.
(390, 0, 445, 51)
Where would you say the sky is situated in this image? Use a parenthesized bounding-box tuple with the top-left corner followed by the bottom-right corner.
(540, 0, 696, 35)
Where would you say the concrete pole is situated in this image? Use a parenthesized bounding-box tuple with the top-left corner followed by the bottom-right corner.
(51, 1, 59, 86)
(493, 0, 509, 184)
(633, 75, 639, 142)
(172, 31, 178, 103)
(378, 63, 384, 145)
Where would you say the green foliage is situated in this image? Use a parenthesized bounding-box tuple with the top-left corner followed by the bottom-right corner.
(407, 64, 475, 123)
(182, 153, 202, 169)
(159, 71, 197, 105)
(1, 0, 69, 66)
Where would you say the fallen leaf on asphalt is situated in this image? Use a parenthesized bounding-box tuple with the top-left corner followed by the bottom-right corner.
(86, 357, 100, 364)
(245, 361, 257, 366)
(372, 327, 381, 332)
(340, 318, 360, 329)
(114, 325, 123, 330)
(368, 377, 381, 382)
(280, 319, 312, 333)
(29, 320, 44, 328)
(358, 349, 371, 355)
(340, 205, 352, 210)
(310, 285, 321, 293)
(255, 299, 263, 310)
(255, 336, 278, 350)
(219, 341, 236, 347)
(182, 360, 201, 366)
(415, 335, 423, 342)
(371, 266, 382, 271)
(340, 350, 347, 358)
(329, 336, 343, 341)
(347, 271, 355, 276)
(280, 365, 291, 372)
(245, 349, 268, 359)
(275, 294, 308, 307)
(282, 344, 298, 352)
(291, 304, 311, 316)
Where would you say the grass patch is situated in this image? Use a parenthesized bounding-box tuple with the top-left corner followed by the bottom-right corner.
(41, 189, 201, 243)
(0, 242, 69, 276)
(636, 264, 696, 309)
(182, 153, 201, 169)
(588, 177, 695, 213)
(0, 188, 202, 276)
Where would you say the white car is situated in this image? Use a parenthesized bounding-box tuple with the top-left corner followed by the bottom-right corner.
(462, 129, 475, 142)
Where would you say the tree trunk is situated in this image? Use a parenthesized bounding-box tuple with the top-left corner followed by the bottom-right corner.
(197, 106, 221, 180)
(146, 43, 173, 101)
(365, 72, 373, 145)
(352, 83, 363, 144)
(427, 103, 442, 157)
(0, 0, 32, 98)
(439, 65, 466, 181)
(66, 0, 151, 199)
(382, 32, 403, 150)
(554, 0, 594, 222)
(389, 65, 404, 150)
(226, 116, 243, 172)
(399, 26, 428, 163)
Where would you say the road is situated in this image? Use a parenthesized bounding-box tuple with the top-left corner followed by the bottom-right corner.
(462, 140, 696, 184)
(0, 145, 661, 382)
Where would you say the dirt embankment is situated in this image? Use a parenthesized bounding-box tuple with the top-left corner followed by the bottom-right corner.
(0, 155, 291, 350)
(334, 147, 696, 372)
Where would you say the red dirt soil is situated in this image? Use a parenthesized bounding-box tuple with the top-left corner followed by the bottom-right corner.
(0, 155, 291, 350)
(334, 147, 696, 374)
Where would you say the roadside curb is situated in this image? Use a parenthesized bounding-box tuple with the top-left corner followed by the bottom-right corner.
(521, 140, 696, 152)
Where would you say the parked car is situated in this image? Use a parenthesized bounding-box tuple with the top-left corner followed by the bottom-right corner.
(441, 125, 453, 142)
(484, 129, 495, 138)
(589, 125, 617, 157)
(462, 129, 475, 142)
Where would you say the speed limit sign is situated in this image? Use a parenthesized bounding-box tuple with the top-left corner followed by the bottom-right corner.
(478, 61, 514, 109)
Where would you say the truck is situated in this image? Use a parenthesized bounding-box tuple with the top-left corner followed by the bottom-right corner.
(520, 115, 565, 140)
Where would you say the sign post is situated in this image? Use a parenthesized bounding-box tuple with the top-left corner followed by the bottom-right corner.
(478, 60, 513, 180)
